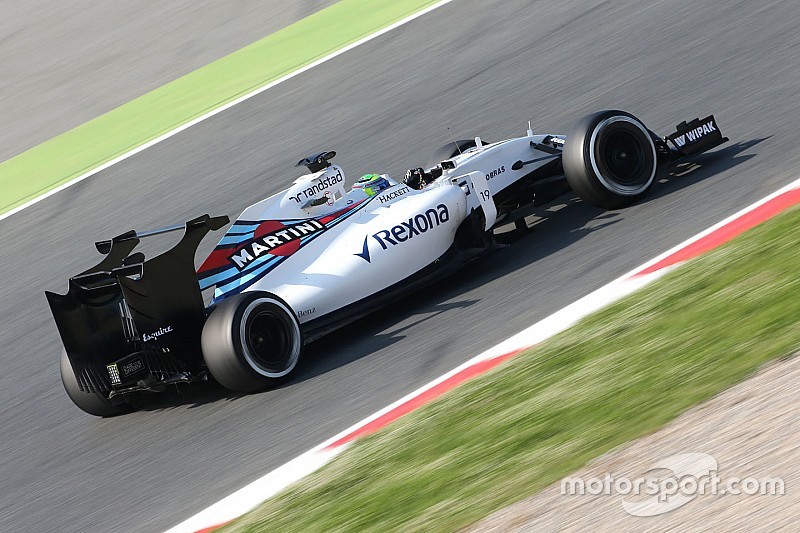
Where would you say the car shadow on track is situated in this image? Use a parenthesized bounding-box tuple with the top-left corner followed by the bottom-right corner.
(138, 139, 764, 412)
(642, 138, 765, 204)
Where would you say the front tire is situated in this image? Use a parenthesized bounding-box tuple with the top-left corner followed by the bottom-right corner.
(60, 350, 129, 417)
(201, 292, 303, 393)
(563, 110, 658, 209)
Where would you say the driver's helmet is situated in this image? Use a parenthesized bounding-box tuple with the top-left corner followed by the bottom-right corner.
(352, 173, 392, 197)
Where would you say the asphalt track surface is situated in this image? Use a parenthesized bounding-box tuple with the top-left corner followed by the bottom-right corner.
(0, 0, 337, 162)
(2, 1, 800, 531)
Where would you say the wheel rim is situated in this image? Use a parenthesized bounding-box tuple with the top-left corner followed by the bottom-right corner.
(239, 299, 301, 378)
(589, 116, 656, 196)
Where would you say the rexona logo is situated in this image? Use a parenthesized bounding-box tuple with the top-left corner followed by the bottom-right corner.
(672, 120, 717, 147)
(229, 219, 325, 270)
(142, 326, 173, 342)
(372, 203, 450, 250)
(378, 186, 410, 203)
(485, 166, 506, 180)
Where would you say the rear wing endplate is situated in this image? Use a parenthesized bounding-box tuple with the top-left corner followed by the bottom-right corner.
(45, 214, 228, 393)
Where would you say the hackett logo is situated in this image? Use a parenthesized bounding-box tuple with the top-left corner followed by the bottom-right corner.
(229, 219, 325, 270)
(378, 186, 410, 203)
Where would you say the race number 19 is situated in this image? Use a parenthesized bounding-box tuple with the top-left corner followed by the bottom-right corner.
(465, 171, 497, 231)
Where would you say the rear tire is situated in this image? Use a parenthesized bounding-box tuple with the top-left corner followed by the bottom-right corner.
(202, 292, 303, 393)
(60, 350, 129, 417)
(563, 110, 658, 209)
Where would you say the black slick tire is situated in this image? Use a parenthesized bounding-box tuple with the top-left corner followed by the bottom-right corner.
(563, 110, 658, 209)
(201, 292, 303, 393)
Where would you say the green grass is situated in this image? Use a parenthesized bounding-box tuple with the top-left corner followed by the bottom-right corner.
(0, 0, 445, 215)
(223, 205, 800, 532)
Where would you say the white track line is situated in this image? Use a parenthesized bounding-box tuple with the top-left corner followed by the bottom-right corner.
(166, 176, 800, 533)
(0, 0, 458, 224)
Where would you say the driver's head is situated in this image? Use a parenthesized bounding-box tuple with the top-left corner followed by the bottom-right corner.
(353, 173, 391, 197)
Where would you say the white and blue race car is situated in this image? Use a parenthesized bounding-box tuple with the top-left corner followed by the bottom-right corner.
(47, 109, 726, 415)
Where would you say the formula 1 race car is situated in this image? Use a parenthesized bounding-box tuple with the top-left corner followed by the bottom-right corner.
(47, 109, 726, 415)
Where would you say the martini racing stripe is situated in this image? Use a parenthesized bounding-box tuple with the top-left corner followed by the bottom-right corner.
(201, 208, 355, 276)
(212, 233, 325, 299)
(200, 220, 327, 275)
(199, 197, 374, 296)
(221, 223, 262, 235)
(200, 202, 367, 275)
(204, 231, 319, 291)
(316, 200, 368, 225)
(213, 258, 284, 298)
(203, 217, 315, 261)
(200, 254, 282, 290)
(217, 218, 309, 243)
(234, 217, 309, 226)
(224, 218, 308, 234)
(218, 233, 256, 246)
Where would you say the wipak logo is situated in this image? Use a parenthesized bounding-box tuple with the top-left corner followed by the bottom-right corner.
(672, 120, 717, 147)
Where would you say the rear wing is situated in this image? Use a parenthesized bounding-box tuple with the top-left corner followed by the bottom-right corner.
(666, 115, 728, 158)
(45, 214, 228, 394)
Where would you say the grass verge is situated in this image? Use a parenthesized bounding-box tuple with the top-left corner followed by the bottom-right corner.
(0, 0, 444, 216)
(223, 204, 800, 532)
